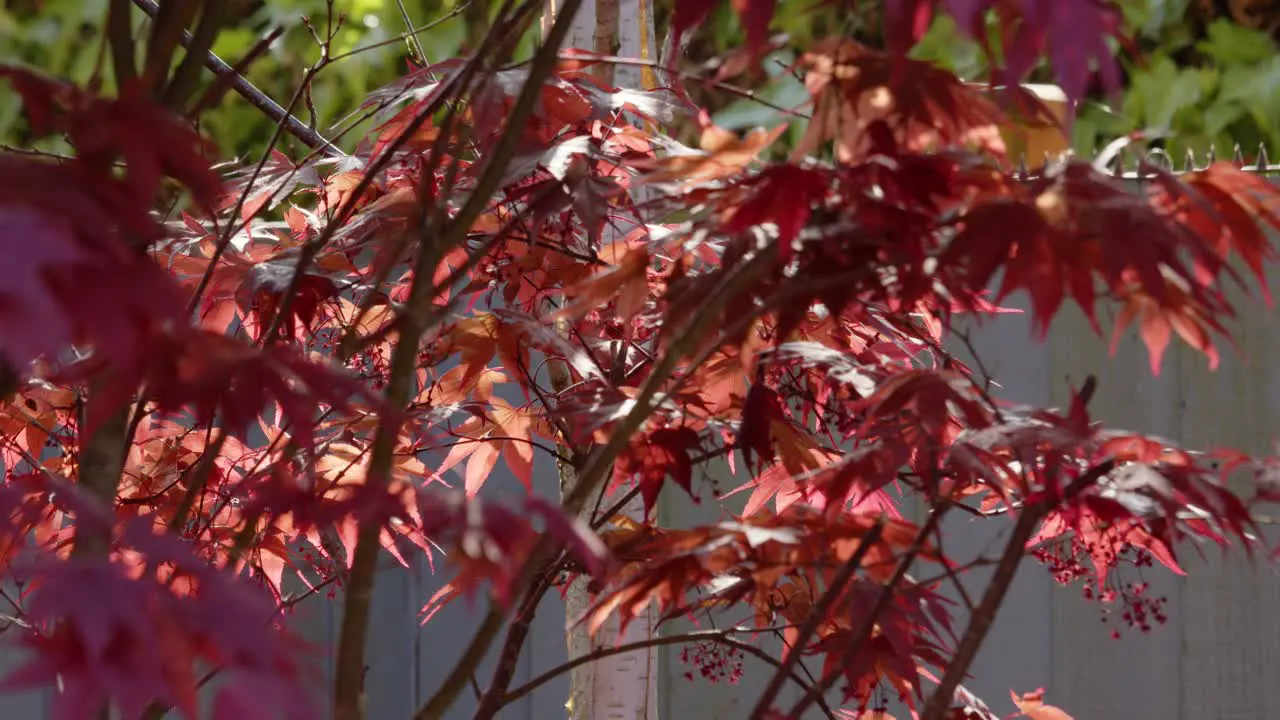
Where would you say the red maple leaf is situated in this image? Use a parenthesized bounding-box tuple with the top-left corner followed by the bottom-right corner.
(0, 158, 187, 379)
(434, 397, 542, 494)
(719, 164, 831, 256)
(795, 40, 1009, 162)
(896, 1, 1126, 106)
(672, 0, 779, 54)
(111, 328, 383, 451)
(737, 383, 784, 472)
(1, 66, 222, 212)
(3, 517, 317, 720)
(415, 490, 607, 607)
(614, 426, 702, 516)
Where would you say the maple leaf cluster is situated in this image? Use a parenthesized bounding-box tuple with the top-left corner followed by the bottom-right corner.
(0, 2, 1279, 720)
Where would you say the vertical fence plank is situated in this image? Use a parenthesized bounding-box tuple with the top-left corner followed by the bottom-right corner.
(362, 558, 419, 718)
(0, 579, 47, 718)
(1178, 258, 1280, 720)
(1044, 304, 1183, 719)
(942, 299, 1055, 706)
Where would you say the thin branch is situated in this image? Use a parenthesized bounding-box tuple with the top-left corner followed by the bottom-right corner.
(107, 0, 137, 87)
(161, 0, 224, 109)
(343, 3, 562, 717)
(393, 0, 428, 64)
(140, 0, 198, 96)
(918, 460, 1115, 720)
(431, 434, 576, 467)
(500, 628, 816, 707)
(762, 627, 840, 720)
(129, 0, 344, 156)
(918, 506, 1041, 720)
(470, 566, 562, 720)
(328, 5, 472, 63)
(415, 605, 508, 720)
(591, 485, 642, 529)
(557, 51, 810, 119)
(930, 519, 975, 613)
(411, 6, 598, 719)
(746, 517, 887, 720)
(784, 508, 946, 718)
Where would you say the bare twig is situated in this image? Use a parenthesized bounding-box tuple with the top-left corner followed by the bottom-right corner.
(591, 485, 642, 529)
(188, 25, 284, 117)
(140, 0, 197, 96)
(107, 0, 137, 87)
(746, 517, 887, 720)
(557, 51, 810, 119)
(918, 460, 1115, 720)
(783, 509, 946, 718)
(499, 627, 822, 707)
(129, 0, 344, 156)
(161, 0, 224, 109)
(393, 0, 428, 64)
(918, 507, 1042, 720)
(328, 5, 472, 63)
(409, 7, 604, 720)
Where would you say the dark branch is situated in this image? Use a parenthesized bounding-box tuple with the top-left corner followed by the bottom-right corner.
(130, 0, 344, 156)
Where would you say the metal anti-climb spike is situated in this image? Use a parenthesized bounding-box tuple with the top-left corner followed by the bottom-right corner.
(1145, 148, 1173, 173)
(1207, 144, 1217, 164)
(1256, 143, 1270, 171)
(1184, 148, 1198, 173)
(1233, 144, 1246, 167)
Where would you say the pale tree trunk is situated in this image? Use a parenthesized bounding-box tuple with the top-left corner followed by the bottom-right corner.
(543, 1, 661, 719)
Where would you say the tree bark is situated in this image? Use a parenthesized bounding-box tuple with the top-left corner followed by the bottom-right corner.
(543, 1, 661, 718)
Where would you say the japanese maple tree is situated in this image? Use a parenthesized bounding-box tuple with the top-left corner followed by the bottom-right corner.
(1, 1, 1279, 720)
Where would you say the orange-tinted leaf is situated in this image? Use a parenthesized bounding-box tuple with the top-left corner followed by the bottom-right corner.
(1010, 688, 1073, 720)
(795, 40, 1007, 162)
(614, 426, 702, 516)
(643, 114, 786, 183)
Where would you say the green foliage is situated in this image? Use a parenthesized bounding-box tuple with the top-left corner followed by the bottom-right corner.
(0, 1, 477, 158)
(1077, 9, 1280, 162)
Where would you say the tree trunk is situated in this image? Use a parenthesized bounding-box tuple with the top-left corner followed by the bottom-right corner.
(543, 1, 661, 718)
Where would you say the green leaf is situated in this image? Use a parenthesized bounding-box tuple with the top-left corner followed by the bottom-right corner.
(1203, 102, 1245, 137)
(1197, 20, 1277, 66)
(1129, 56, 1203, 132)
(909, 15, 986, 80)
